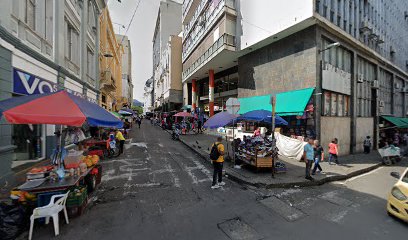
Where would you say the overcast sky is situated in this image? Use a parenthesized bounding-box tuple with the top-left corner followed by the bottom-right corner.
(108, 0, 182, 102)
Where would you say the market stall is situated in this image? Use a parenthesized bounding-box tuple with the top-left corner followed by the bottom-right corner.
(0, 90, 122, 237)
(233, 110, 288, 170)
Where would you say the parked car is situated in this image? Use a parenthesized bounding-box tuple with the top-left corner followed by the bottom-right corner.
(387, 167, 408, 222)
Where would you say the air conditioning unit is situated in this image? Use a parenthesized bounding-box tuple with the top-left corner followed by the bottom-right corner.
(395, 83, 401, 89)
(357, 74, 364, 83)
(379, 100, 385, 107)
(372, 80, 380, 89)
(401, 87, 408, 93)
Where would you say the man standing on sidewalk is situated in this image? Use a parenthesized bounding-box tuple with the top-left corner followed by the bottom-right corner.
(363, 136, 371, 154)
(210, 136, 225, 189)
(303, 138, 315, 181)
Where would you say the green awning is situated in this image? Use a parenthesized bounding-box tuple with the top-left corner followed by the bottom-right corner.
(238, 88, 315, 116)
(275, 88, 315, 116)
(238, 95, 272, 114)
(381, 116, 408, 128)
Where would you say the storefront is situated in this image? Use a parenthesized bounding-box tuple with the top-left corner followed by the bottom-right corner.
(196, 67, 239, 115)
(237, 88, 316, 140)
(0, 45, 98, 178)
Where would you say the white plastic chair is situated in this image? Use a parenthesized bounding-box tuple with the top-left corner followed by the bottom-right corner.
(28, 191, 70, 240)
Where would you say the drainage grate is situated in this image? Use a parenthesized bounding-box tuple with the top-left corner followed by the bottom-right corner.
(217, 217, 262, 240)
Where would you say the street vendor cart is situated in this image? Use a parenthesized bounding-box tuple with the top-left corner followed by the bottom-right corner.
(0, 90, 122, 238)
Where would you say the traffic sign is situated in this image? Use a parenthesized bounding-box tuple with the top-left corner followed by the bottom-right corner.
(226, 98, 240, 114)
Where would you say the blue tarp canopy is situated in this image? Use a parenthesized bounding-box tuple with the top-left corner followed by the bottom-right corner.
(236, 110, 288, 126)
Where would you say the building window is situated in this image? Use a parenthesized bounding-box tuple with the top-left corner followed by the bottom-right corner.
(357, 57, 375, 117)
(323, 91, 350, 117)
(45, 0, 53, 42)
(88, 2, 96, 33)
(87, 48, 95, 79)
(25, 0, 36, 30)
(65, 20, 80, 65)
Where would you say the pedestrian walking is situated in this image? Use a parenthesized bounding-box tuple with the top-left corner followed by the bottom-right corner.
(137, 117, 142, 129)
(363, 136, 371, 154)
(312, 140, 324, 175)
(328, 138, 339, 165)
(210, 136, 225, 189)
(115, 129, 126, 155)
(303, 138, 315, 181)
(197, 120, 202, 134)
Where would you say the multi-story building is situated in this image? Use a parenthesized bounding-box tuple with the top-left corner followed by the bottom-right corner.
(152, 0, 182, 111)
(0, 0, 106, 180)
(99, 7, 122, 111)
(154, 35, 183, 112)
(143, 77, 154, 114)
(182, 0, 408, 155)
(116, 34, 133, 107)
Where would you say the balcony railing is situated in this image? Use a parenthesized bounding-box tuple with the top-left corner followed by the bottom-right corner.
(182, 0, 194, 20)
(100, 70, 116, 92)
(182, 0, 235, 62)
(183, 0, 211, 39)
(182, 33, 235, 80)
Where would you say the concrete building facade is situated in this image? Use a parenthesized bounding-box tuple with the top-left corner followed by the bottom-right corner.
(143, 77, 154, 114)
(154, 35, 183, 112)
(99, 7, 122, 111)
(152, 0, 182, 111)
(116, 34, 133, 107)
(182, 0, 408, 155)
(0, 0, 106, 183)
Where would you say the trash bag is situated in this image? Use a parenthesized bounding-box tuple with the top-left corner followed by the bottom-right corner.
(0, 202, 28, 240)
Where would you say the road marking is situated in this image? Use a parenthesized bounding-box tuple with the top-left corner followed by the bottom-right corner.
(177, 155, 212, 184)
(218, 218, 262, 240)
(130, 142, 148, 148)
(260, 196, 305, 222)
(318, 191, 353, 207)
(336, 166, 383, 185)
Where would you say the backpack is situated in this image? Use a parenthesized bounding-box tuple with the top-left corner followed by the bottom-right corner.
(209, 143, 221, 160)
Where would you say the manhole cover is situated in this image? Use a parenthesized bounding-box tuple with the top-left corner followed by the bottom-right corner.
(217, 217, 262, 240)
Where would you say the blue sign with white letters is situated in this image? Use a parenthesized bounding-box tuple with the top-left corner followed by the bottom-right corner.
(13, 68, 58, 95)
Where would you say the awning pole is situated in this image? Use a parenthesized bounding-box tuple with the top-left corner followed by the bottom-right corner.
(271, 96, 276, 179)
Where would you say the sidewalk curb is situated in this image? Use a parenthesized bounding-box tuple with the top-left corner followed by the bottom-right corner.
(178, 137, 383, 189)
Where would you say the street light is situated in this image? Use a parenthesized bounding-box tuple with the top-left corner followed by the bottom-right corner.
(319, 42, 340, 53)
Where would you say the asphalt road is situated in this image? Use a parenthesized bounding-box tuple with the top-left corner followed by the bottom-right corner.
(30, 122, 407, 240)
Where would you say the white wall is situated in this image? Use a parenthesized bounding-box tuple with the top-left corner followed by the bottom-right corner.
(237, 0, 314, 50)
(65, 77, 83, 93)
(11, 47, 58, 84)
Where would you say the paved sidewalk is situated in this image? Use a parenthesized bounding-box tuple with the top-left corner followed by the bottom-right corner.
(179, 133, 386, 188)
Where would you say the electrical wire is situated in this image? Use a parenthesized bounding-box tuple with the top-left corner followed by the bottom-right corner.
(105, 0, 142, 71)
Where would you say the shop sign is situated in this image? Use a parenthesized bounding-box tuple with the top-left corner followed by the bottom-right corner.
(13, 68, 57, 95)
(13, 68, 97, 103)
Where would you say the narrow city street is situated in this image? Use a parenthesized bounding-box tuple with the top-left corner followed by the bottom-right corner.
(29, 122, 407, 240)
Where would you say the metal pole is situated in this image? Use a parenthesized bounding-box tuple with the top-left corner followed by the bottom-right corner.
(232, 119, 235, 166)
(271, 96, 276, 178)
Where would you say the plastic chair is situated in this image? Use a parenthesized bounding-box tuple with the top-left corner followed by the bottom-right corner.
(28, 191, 70, 240)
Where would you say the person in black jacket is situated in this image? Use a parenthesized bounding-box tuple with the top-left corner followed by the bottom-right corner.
(312, 140, 324, 175)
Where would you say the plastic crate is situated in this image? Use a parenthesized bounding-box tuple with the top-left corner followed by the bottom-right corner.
(66, 187, 88, 207)
(37, 191, 65, 207)
(67, 203, 86, 218)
